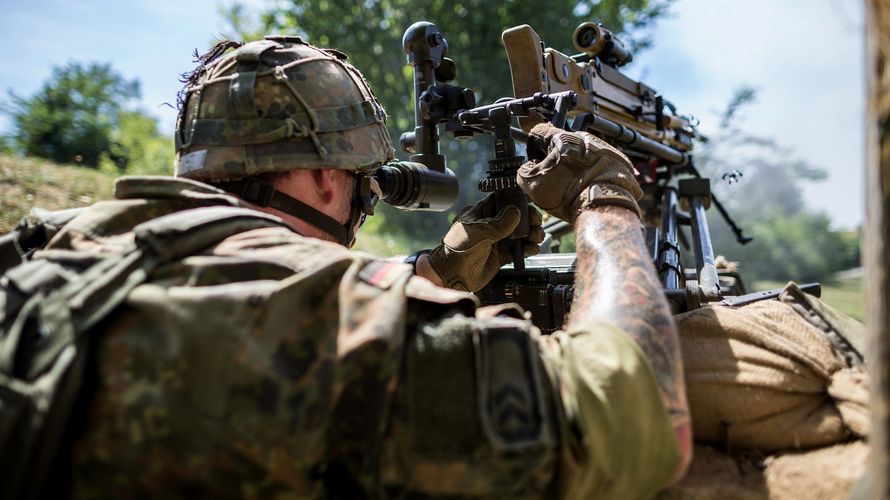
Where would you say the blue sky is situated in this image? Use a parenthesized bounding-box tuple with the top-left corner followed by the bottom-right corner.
(0, 0, 232, 132)
(0, 0, 865, 228)
(626, 0, 864, 229)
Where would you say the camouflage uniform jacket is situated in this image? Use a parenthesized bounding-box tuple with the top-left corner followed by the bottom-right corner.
(32, 176, 677, 498)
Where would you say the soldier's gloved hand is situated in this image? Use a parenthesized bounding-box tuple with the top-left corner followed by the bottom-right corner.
(518, 122, 643, 222)
(427, 195, 544, 292)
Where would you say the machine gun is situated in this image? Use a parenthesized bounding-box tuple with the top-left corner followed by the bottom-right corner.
(392, 21, 818, 334)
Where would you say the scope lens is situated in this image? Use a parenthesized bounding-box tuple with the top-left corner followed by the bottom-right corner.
(577, 27, 597, 48)
(374, 162, 458, 212)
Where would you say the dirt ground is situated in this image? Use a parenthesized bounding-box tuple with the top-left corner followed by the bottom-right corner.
(660, 441, 868, 499)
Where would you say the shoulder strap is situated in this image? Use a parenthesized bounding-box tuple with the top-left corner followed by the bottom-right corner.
(0, 207, 87, 273)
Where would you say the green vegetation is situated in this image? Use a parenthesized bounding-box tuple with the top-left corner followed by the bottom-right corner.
(99, 110, 174, 176)
(3, 62, 173, 175)
(0, 153, 115, 232)
(820, 275, 864, 322)
(353, 210, 414, 255)
(711, 212, 860, 284)
(756, 275, 863, 322)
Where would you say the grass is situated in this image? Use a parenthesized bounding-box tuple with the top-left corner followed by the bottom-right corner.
(755, 273, 864, 322)
(0, 153, 116, 233)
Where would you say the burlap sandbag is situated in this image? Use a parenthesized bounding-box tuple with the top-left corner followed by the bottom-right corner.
(676, 282, 869, 452)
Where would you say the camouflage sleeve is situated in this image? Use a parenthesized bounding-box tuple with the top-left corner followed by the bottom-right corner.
(539, 320, 681, 499)
(381, 289, 679, 499)
(380, 303, 558, 498)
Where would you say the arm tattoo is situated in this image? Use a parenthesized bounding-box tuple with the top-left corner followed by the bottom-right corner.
(568, 207, 689, 430)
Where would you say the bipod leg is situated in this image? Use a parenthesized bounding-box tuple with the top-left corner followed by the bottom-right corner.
(679, 178, 721, 307)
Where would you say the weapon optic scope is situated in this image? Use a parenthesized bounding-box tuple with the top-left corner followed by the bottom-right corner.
(572, 22, 633, 67)
(374, 161, 458, 211)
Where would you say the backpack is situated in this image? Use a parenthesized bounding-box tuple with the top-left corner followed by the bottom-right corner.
(0, 205, 289, 499)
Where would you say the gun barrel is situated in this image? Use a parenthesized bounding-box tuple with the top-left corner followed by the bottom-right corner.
(579, 113, 689, 166)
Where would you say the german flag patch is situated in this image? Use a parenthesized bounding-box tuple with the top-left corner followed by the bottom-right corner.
(358, 260, 411, 290)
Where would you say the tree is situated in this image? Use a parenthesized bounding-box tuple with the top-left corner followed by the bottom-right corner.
(224, 0, 673, 247)
(698, 87, 859, 284)
(100, 110, 174, 176)
(865, 2, 890, 495)
(699, 86, 827, 218)
(4, 61, 171, 171)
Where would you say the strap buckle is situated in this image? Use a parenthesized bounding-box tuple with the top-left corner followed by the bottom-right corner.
(241, 179, 276, 207)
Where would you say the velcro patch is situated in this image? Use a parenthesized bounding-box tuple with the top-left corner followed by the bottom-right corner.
(358, 260, 409, 290)
(176, 150, 207, 175)
(476, 317, 552, 451)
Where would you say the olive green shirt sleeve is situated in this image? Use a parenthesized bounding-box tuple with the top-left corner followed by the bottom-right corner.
(539, 321, 680, 499)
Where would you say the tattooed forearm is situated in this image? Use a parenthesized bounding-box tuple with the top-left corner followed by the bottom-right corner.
(568, 206, 691, 475)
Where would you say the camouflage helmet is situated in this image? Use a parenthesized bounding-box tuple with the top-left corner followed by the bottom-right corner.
(175, 36, 395, 182)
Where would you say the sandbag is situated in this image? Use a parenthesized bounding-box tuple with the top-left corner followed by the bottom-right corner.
(676, 282, 868, 452)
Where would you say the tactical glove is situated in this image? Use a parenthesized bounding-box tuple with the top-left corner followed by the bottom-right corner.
(518, 122, 642, 222)
(428, 195, 544, 292)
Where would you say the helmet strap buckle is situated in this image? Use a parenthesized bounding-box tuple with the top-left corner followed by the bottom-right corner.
(241, 178, 277, 207)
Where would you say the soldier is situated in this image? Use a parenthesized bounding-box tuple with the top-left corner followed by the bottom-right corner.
(2, 37, 689, 498)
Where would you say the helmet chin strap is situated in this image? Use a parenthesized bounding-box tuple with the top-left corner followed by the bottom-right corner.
(213, 178, 359, 246)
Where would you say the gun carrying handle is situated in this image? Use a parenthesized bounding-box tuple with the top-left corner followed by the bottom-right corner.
(503, 25, 546, 133)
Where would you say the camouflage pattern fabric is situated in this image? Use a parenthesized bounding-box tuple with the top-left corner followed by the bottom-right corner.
(175, 37, 395, 182)
(33, 176, 678, 498)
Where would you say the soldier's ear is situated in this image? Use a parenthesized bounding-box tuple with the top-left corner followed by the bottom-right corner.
(312, 169, 348, 206)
